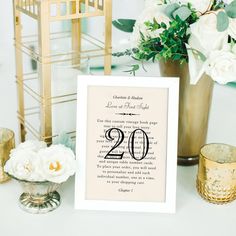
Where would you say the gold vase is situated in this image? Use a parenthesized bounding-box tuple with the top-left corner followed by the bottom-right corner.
(159, 61, 214, 165)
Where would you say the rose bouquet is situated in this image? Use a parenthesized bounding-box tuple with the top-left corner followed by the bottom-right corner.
(4, 140, 75, 184)
(113, 0, 236, 84)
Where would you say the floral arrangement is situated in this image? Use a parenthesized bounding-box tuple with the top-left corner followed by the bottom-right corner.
(4, 140, 76, 184)
(113, 0, 236, 84)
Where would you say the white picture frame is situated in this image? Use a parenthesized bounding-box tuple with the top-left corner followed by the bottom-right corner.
(75, 75, 179, 213)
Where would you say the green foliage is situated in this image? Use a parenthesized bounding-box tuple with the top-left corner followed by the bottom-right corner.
(112, 19, 136, 33)
(165, 3, 180, 19)
(112, 1, 235, 69)
(212, 0, 226, 10)
(112, 49, 137, 57)
(214, 0, 236, 32)
(225, 0, 236, 18)
(217, 11, 229, 32)
(164, 2, 196, 22)
(133, 8, 198, 64)
(172, 6, 192, 21)
(145, 18, 162, 31)
(230, 38, 236, 49)
(124, 65, 140, 76)
(54, 132, 75, 153)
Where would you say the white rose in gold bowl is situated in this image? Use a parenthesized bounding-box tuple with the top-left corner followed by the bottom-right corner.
(37, 144, 75, 184)
(4, 141, 76, 214)
(205, 48, 236, 84)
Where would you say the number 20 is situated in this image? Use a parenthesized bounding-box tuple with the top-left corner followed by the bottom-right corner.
(104, 128, 149, 161)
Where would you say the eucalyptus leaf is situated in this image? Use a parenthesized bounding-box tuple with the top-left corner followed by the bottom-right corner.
(172, 6, 192, 21)
(120, 10, 195, 65)
(187, 48, 207, 62)
(54, 132, 75, 153)
(112, 19, 136, 33)
(225, 0, 236, 18)
(217, 11, 229, 32)
(124, 64, 140, 76)
(164, 3, 180, 19)
(196, 51, 207, 62)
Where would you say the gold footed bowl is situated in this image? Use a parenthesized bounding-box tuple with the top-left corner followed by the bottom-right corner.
(12, 176, 61, 214)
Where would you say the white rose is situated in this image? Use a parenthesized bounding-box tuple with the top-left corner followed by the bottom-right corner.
(4, 149, 44, 181)
(131, 6, 170, 47)
(228, 18, 236, 40)
(189, 12, 228, 56)
(37, 145, 75, 184)
(167, 0, 213, 13)
(204, 48, 236, 84)
(11, 140, 47, 154)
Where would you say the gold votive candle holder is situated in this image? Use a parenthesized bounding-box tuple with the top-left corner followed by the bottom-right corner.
(197, 143, 236, 204)
(0, 128, 15, 183)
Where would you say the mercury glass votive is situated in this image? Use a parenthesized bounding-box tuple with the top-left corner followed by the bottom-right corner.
(0, 128, 15, 183)
(197, 143, 236, 204)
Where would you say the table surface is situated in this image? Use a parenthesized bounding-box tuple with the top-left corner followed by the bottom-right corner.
(1, 49, 236, 236)
(1, 166, 236, 236)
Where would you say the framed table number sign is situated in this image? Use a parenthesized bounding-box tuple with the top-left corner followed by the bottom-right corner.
(75, 76, 179, 213)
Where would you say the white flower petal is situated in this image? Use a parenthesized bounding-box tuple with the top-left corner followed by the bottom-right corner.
(4, 149, 44, 181)
(228, 18, 236, 40)
(37, 145, 76, 183)
(11, 140, 47, 154)
(189, 12, 228, 56)
(186, 44, 206, 85)
(204, 47, 236, 84)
